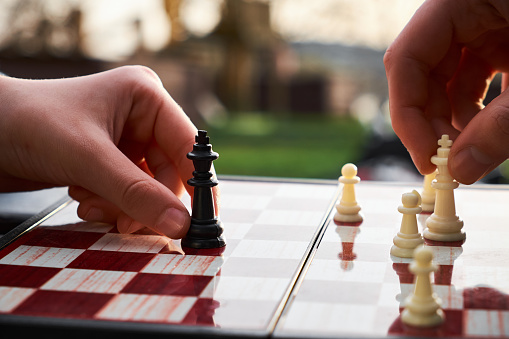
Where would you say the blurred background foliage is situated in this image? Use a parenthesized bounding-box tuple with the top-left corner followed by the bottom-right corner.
(0, 0, 506, 183)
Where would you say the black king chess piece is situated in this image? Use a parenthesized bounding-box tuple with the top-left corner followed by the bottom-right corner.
(181, 130, 226, 249)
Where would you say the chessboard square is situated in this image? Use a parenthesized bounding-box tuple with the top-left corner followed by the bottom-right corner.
(229, 239, 309, 260)
(305, 259, 388, 283)
(88, 233, 170, 253)
(211, 299, 279, 329)
(464, 310, 509, 337)
(22, 228, 105, 249)
(255, 210, 325, 227)
(274, 184, 336, 200)
(12, 290, 113, 318)
(245, 224, 315, 242)
(266, 196, 333, 211)
(41, 268, 137, 293)
(377, 282, 405, 308)
(121, 273, 212, 296)
(220, 209, 263, 224)
(0, 264, 61, 288)
(67, 250, 156, 272)
(142, 254, 224, 276)
(0, 245, 85, 268)
(213, 276, 289, 301)
(221, 223, 252, 240)
(96, 294, 196, 323)
(0, 287, 36, 312)
(434, 285, 464, 309)
(220, 257, 299, 278)
(295, 280, 382, 305)
(463, 265, 509, 289)
(220, 194, 272, 210)
(280, 301, 378, 335)
(181, 298, 221, 326)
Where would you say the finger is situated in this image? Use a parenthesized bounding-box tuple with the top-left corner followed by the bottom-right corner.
(73, 137, 190, 239)
(385, 0, 507, 174)
(449, 92, 509, 184)
(448, 49, 496, 130)
(76, 197, 121, 224)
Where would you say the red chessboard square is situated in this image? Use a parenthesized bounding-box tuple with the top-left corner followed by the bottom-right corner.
(121, 273, 212, 296)
(12, 290, 114, 318)
(0, 264, 61, 288)
(20, 228, 105, 249)
(67, 250, 156, 272)
(181, 298, 221, 326)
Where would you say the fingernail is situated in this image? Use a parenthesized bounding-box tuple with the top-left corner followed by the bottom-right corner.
(452, 146, 493, 184)
(155, 208, 189, 238)
(84, 207, 103, 221)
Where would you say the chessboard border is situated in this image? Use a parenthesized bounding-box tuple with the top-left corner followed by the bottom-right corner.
(0, 195, 72, 250)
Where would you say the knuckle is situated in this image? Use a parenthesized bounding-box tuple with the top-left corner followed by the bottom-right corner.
(490, 105, 509, 136)
(120, 178, 155, 212)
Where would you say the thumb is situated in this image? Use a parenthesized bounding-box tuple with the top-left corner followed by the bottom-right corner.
(449, 92, 509, 184)
(76, 142, 191, 239)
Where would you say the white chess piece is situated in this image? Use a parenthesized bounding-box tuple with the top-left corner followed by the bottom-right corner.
(390, 190, 424, 258)
(402, 245, 445, 327)
(421, 170, 437, 213)
(424, 135, 465, 242)
(334, 163, 362, 223)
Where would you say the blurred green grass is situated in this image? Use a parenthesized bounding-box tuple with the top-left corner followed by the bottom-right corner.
(205, 113, 368, 179)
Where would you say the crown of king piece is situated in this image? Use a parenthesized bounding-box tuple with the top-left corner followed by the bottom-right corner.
(437, 134, 452, 149)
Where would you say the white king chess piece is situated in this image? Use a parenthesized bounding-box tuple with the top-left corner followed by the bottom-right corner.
(424, 135, 465, 242)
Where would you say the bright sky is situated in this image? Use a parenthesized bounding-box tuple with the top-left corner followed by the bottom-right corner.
(79, 0, 424, 61)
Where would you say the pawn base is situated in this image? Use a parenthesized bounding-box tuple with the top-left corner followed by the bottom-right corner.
(401, 307, 445, 328)
(334, 212, 363, 223)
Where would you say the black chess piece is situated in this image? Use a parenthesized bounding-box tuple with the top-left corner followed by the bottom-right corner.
(181, 130, 226, 249)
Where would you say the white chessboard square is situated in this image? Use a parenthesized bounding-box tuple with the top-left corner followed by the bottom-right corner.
(0, 287, 36, 312)
(221, 222, 252, 240)
(212, 276, 290, 301)
(96, 294, 196, 323)
(41, 268, 136, 293)
(220, 194, 272, 210)
(305, 259, 388, 283)
(88, 233, 169, 253)
(280, 301, 379, 336)
(464, 310, 509, 337)
(255, 210, 326, 227)
(229, 239, 309, 260)
(142, 254, 224, 276)
(0, 245, 84, 268)
(274, 184, 336, 200)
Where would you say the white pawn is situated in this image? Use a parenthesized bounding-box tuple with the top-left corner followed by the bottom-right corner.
(402, 245, 445, 327)
(421, 170, 437, 213)
(334, 163, 362, 223)
(390, 190, 424, 258)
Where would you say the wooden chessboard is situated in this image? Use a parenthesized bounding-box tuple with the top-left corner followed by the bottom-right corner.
(0, 177, 508, 338)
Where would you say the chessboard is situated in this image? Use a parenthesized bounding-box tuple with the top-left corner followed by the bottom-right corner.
(0, 177, 508, 338)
